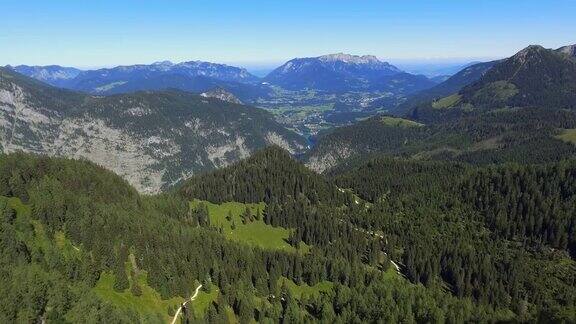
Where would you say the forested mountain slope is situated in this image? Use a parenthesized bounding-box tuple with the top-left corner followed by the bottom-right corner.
(181, 147, 346, 204)
(306, 107, 576, 173)
(394, 60, 498, 115)
(0, 145, 574, 322)
(409, 45, 576, 112)
(306, 44, 576, 173)
(330, 157, 576, 322)
(456, 45, 576, 109)
(0, 67, 306, 193)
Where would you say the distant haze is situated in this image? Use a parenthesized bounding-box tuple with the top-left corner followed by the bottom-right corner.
(390, 58, 500, 77)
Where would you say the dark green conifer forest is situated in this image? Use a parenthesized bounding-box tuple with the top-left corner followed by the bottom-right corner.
(1, 144, 575, 323)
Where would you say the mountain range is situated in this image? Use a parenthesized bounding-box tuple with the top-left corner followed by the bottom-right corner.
(10, 53, 439, 100)
(11, 60, 257, 85)
(5, 44, 576, 187)
(397, 61, 482, 78)
(8, 61, 272, 102)
(0, 67, 306, 193)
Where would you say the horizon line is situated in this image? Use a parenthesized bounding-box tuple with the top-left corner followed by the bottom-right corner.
(5, 55, 504, 71)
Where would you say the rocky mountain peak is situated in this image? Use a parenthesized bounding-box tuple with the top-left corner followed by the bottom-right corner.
(151, 60, 174, 67)
(557, 44, 576, 58)
(318, 53, 381, 64)
(513, 45, 548, 62)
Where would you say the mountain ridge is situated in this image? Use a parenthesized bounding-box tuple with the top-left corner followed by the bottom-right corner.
(7, 60, 266, 101)
(8, 64, 82, 87)
(393, 60, 499, 115)
(557, 44, 576, 57)
(0, 67, 306, 193)
(264, 52, 433, 93)
(455, 44, 576, 110)
(318, 53, 382, 64)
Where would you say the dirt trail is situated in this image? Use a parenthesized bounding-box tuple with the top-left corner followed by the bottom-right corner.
(337, 218, 402, 275)
(170, 284, 202, 324)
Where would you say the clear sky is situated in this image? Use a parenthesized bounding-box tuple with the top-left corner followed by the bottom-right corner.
(1, 0, 574, 68)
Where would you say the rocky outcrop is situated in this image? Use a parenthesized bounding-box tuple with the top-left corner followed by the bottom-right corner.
(305, 143, 354, 173)
(200, 88, 243, 104)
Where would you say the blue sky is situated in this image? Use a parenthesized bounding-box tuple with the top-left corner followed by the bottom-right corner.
(1, 0, 574, 69)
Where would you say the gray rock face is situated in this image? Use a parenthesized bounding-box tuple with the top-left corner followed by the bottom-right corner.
(318, 53, 382, 64)
(200, 88, 243, 104)
(557, 44, 576, 58)
(0, 68, 306, 193)
(305, 143, 354, 174)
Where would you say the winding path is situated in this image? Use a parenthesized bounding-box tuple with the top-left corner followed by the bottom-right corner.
(336, 187, 403, 275)
(337, 218, 402, 275)
(170, 284, 202, 324)
(355, 226, 402, 274)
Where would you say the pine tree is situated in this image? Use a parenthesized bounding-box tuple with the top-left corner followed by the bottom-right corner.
(113, 244, 129, 292)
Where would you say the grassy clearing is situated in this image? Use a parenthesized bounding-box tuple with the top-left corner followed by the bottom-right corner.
(191, 200, 307, 252)
(382, 263, 402, 280)
(93, 267, 184, 322)
(278, 277, 333, 299)
(95, 81, 127, 92)
(192, 286, 219, 318)
(53, 231, 83, 258)
(556, 128, 576, 144)
(6, 196, 53, 254)
(224, 307, 237, 324)
(432, 94, 462, 109)
(473, 81, 518, 103)
(381, 116, 423, 128)
(1, 196, 81, 260)
(336, 187, 369, 207)
(3, 196, 30, 216)
(470, 136, 503, 151)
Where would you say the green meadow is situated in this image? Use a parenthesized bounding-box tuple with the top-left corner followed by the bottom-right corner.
(557, 128, 576, 144)
(432, 94, 462, 109)
(190, 200, 307, 252)
(381, 116, 423, 128)
(277, 277, 334, 300)
(93, 270, 182, 323)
